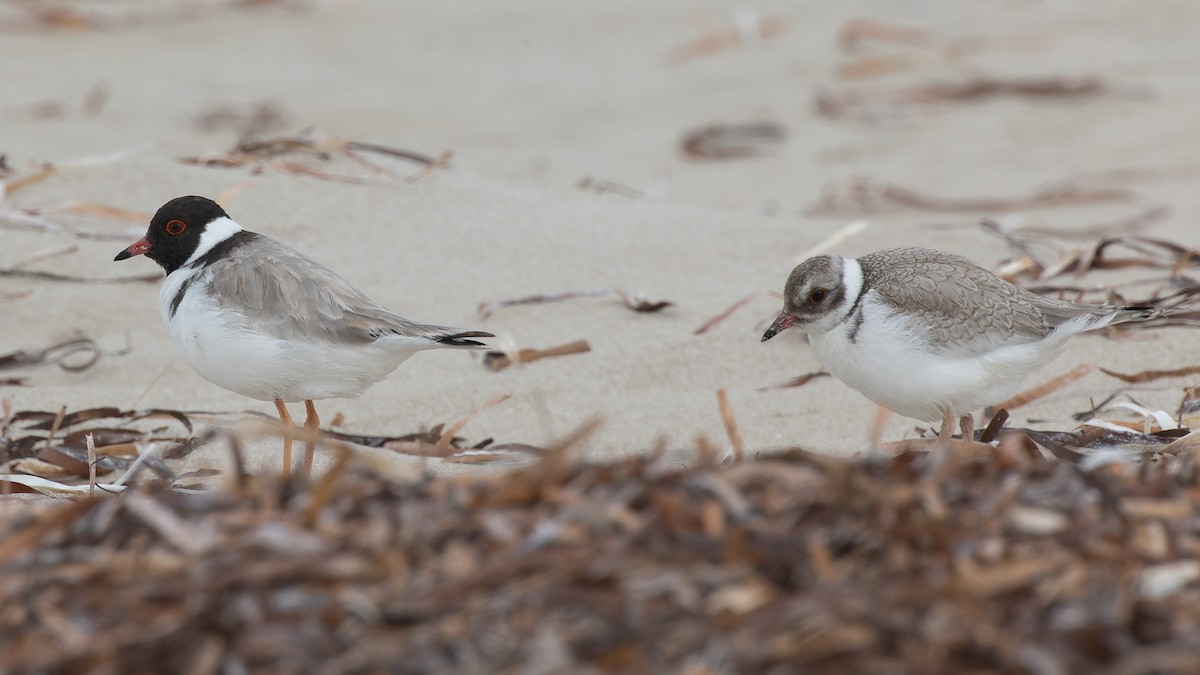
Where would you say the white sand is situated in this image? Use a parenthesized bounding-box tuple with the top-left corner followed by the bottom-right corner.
(4, 0, 1200, 475)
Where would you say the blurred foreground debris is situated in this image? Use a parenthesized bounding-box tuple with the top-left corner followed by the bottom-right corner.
(2, 430, 1199, 672)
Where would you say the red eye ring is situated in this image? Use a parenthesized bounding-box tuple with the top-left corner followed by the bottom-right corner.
(165, 219, 187, 236)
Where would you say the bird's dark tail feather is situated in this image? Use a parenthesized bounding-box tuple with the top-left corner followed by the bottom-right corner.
(435, 330, 494, 348)
(1116, 304, 1163, 323)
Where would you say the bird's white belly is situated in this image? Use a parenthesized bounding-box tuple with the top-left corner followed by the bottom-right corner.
(159, 273, 416, 402)
(809, 299, 1065, 421)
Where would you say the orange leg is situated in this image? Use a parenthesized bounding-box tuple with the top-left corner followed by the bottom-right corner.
(302, 400, 320, 478)
(274, 397, 294, 477)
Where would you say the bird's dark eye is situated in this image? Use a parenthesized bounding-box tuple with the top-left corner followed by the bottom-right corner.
(809, 288, 827, 303)
(165, 219, 187, 236)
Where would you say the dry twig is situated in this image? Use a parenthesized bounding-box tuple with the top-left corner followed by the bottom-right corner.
(816, 75, 1146, 121)
(483, 340, 592, 372)
(806, 176, 1136, 216)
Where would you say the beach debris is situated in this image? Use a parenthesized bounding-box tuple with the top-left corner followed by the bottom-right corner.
(693, 291, 780, 335)
(835, 18, 1048, 80)
(0, 147, 152, 255)
(681, 121, 786, 160)
(805, 175, 1136, 216)
(576, 175, 644, 199)
(0, 400, 545, 491)
(1, 143, 148, 204)
(970, 215, 1200, 331)
(3, 421, 1200, 670)
(816, 74, 1145, 122)
(0, 0, 305, 33)
(0, 266, 160, 283)
(0, 82, 108, 122)
(0, 406, 194, 492)
(981, 206, 1170, 246)
(478, 288, 672, 318)
(180, 128, 449, 183)
(405, 150, 453, 183)
(1100, 365, 1200, 384)
(758, 370, 830, 391)
(436, 392, 512, 450)
(715, 389, 744, 461)
(664, 8, 788, 63)
(0, 338, 102, 374)
(983, 229, 1200, 285)
(194, 100, 287, 136)
(483, 339, 592, 371)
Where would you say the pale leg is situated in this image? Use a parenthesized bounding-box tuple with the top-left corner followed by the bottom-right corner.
(274, 397, 294, 477)
(937, 408, 955, 442)
(302, 399, 319, 478)
(959, 414, 975, 441)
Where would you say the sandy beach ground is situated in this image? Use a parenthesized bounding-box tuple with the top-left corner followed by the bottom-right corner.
(4, 0, 1200, 476)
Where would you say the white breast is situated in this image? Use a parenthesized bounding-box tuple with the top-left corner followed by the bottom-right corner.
(158, 268, 419, 402)
(810, 291, 1076, 421)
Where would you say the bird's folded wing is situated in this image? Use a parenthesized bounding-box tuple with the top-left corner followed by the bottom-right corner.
(865, 251, 1054, 357)
(204, 246, 479, 347)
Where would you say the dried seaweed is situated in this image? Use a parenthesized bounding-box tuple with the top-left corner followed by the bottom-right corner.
(0, 337, 128, 374)
(0, 0, 305, 33)
(693, 291, 779, 335)
(758, 369, 830, 391)
(1, 200, 148, 244)
(0, 82, 108, 122)
(179, 128, 447, 183)
(806, 175, 1136, 216)
(576, 175, 644, 199)
(3, 427, 1200, 671)
(0, 402, 553, 488)
(983, 206, 1171, 244)
(0, 407, 193, 491)
(969, 214, 1200, 333)
(816, 74, 1145, 122)
(0, 264, 159, 282)
(1, 144, 148, 198)
(483, 340, 592, 371)
(478, 288, 672, 318)
(681, 122, 786, 160)
(1101, 365, 1200, 384)
(835, 18, 1047, 80)
(194, 100, 287, 136)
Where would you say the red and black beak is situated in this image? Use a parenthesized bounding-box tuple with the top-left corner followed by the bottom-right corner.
(114, 237, 151, 261)
(761, 312, 797, 342)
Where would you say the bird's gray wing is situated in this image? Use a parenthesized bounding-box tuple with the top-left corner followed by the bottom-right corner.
(203, 239, 487, 348)
(860, 248, 1055, 357)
